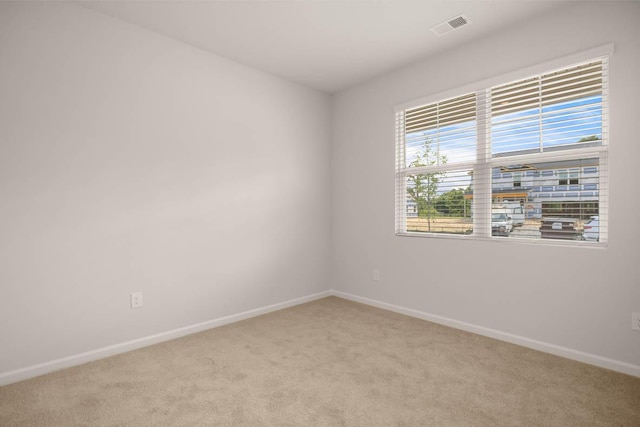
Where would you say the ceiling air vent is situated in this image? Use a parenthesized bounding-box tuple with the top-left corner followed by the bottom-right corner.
(431, 14, 470, 37)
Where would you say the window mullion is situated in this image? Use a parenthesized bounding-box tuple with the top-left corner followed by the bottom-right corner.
(474, 89, 491, 238)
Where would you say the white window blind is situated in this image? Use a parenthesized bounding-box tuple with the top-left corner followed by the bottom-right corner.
(395, 54, 609, 244)
(396, 93, 477, 235)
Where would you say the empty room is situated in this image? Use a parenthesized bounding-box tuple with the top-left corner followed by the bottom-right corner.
(1, 1, 639, 425)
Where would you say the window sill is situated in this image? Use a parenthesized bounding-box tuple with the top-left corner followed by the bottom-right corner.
(396, 231, 607, 249)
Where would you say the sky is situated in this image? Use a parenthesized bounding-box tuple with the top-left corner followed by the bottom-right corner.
(404, 94, 603, 195)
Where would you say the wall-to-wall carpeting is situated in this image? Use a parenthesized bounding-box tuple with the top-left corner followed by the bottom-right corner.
(1, 297, 639, 426)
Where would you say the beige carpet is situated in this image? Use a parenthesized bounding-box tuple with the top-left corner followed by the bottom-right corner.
(1, 296, 639, 426)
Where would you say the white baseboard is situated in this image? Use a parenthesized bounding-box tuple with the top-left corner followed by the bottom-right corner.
(3, 288, 637, 386)
(0, 290, 332, 386)
(331, 290, 640, 378)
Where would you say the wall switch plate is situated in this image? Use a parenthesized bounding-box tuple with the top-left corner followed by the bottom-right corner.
(632, 312, 640, 331)
(373, 269, 380, 281)
(131, 292, 143, 309)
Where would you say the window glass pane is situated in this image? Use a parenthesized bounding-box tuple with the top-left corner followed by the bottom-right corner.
(405, 169, 473, 235)
(405, 94, 476, 167)
(491, 61, 603, 158)
(490, 159, 600, 241)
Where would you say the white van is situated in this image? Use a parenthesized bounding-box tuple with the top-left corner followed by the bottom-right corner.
(491, 209, 513, 236)
(494, 203, 525, 227)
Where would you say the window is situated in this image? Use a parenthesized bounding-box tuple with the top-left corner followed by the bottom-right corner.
(395, 51, 609, 244)
(513, 173, 522, 188)
(558, 171, 580, 186)
(396, 93, 476, 235)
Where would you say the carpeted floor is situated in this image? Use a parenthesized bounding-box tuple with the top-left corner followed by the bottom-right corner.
(1, 296, 639, 426)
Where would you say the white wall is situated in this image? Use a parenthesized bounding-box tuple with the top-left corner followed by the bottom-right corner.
(0, 3, 331, 375)
(331, 2, 640, 368)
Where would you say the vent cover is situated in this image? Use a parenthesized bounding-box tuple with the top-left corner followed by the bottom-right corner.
(431, 14, 470, 37)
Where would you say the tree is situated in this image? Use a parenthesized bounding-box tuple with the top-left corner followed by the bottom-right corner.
(406, 139, 447, 231)
(435, 187, 471, 217)
(578, 135, 600, 142)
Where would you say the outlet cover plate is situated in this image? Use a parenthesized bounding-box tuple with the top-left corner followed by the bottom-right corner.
(131, 292, 143, 309)
(633, 312, 640, 331)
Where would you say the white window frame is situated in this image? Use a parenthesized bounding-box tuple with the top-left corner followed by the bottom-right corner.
(395, 44, 613, 246)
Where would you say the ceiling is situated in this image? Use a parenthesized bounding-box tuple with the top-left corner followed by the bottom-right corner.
(79, 1, 568, 93)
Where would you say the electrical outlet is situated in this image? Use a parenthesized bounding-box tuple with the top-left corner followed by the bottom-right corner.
(131, 292, 143, 309)
(632, 312, 640, 331)
(373, 269, 380, 281)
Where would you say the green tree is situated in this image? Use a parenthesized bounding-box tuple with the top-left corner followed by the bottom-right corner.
(578, 135, 600, 142)
(435, 187, 471, 217)
(406, 139, 447, 231)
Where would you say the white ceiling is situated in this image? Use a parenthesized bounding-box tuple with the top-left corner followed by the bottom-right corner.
(80, 1, 568, 93)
